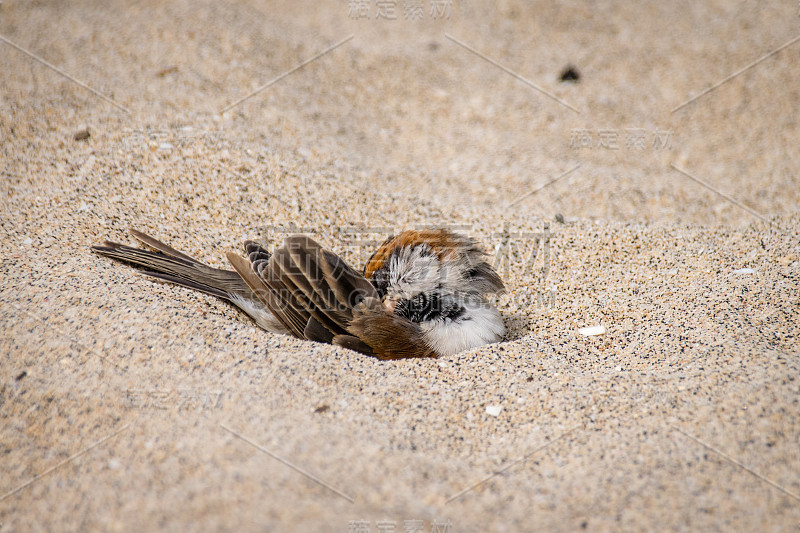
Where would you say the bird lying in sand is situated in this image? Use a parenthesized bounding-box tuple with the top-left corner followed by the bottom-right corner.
(92, 228, 506, 359)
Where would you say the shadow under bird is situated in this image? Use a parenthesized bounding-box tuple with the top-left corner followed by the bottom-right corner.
(92, 228, 506, 359)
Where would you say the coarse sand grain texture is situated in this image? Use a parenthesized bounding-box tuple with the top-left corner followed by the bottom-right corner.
(2, 1, 800, 531)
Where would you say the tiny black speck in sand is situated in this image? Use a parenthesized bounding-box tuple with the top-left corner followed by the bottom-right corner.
(560, 65, 581, 82)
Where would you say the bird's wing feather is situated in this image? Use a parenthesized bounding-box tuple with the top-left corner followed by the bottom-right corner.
(331, 335, 375, 356)
(280, 236, 378, 332)
(280, 237, 359, 332)
(304, 317, 335, 344)
(269, 246, 348, 336)
(346, 297, 436, 360)
(284, 237, 354, 324)
(225, 251, 307, 337)
(229, 235, 381, 343)
(318, 248, 379, 308)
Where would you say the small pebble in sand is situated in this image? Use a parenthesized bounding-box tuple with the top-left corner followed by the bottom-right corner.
(579, 325, 606, 336)
(559, 65, 581, 82)
(486, 405, 502, 416)
(156, 66, 178, 77)
(74, 126, 90, 141)
(733, 268, 756, 274)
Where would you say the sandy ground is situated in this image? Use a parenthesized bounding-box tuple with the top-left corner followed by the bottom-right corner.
(2, 1, 799, 531)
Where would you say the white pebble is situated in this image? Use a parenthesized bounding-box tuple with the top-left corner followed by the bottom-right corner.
(485, 405, 502, 417)
(158, 142, 174, 150)
(733, 268, 756, 274)
(22, 237, 33, 245)
(579, 325, 606, 336)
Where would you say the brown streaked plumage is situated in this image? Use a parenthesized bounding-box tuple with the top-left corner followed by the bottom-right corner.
(91, 227, 505, 359)
(364, 229, 473, 279)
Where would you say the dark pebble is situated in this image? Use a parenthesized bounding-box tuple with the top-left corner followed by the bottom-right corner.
(560, 65, 580, 82)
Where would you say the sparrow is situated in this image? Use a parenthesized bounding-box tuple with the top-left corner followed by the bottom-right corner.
(91, 228, 506, 359)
